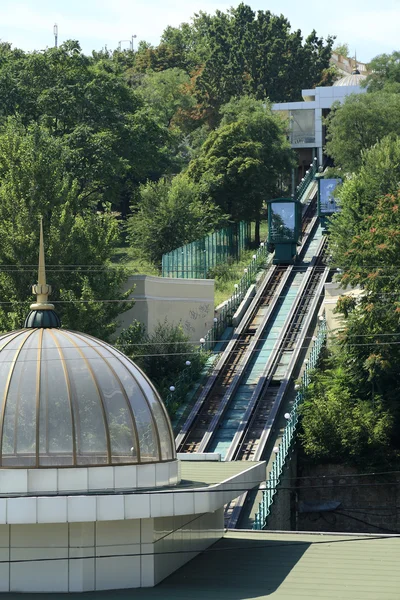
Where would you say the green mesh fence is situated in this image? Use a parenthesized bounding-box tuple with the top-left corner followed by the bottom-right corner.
(161, 221, 251, 279)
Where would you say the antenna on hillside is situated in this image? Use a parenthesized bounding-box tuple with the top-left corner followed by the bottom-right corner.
(54, 23, 58, 48)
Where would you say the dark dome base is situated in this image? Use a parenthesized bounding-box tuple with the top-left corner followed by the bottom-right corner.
(24, 309, 61, 328)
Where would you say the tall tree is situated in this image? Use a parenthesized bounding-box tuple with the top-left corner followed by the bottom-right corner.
(0, 119, 130, 339)
(300, 139, 400, 466)
(0, 40, 173, 215)
(325, 93, 400, 172)
(364, 51, 400, 93)
(328, 135, 400, 268)
(161, 5, 334, 126)
(126, 174, 224, 265)
(187, 97, 294, 243)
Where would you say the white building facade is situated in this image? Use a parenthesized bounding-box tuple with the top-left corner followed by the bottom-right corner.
(272, 70, 367, 174)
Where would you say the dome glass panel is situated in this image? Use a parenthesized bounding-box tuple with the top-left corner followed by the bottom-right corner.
(0, 328, 176, 468)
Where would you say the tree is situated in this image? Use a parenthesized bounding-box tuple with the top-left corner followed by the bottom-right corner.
(126, 174, 224, 265)
(306, 140, 400, 464)
(0, 119, 130, 339)
(328, 135, 400, 268)
(300, 358, 393, 466)
(325, 93, 400, 172)
(326, 189, 400, 451)
(117, 319, 207, 410)
(158, 5, 334, 127)
(0, 40, 174, 215)
(333, 43, 349, 57)
(136, 68, 196, 128)
(364, 51, 400, 93)
(187, 97, 294, 243)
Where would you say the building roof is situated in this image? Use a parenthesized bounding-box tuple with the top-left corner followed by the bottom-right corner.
(10, 530, 400, 599)
(153, 531, 400, 600)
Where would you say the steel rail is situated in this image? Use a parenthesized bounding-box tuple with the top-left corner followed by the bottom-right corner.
(253, 254, 330, 462)
(175, 196, 318, 454)
(226, 241, 329, 528)
(174, 263, 281, 451)
(223, 231, 325, 462)
(176, 212, 318, 454)
(195, 266, 294, 453)
(198, 215, 320, 456)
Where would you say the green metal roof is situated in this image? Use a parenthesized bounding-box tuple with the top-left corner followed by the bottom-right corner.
(139, 531, 400, 600)
(179, 461, 262, 487)
(9, 531, 400, 599)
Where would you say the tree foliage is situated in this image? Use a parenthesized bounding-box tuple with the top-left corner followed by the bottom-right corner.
(116, 319, 207, 409)
(0, 40, 173, 215)
(364, 51, 400, 93)
(126, 175, 225, 265)
(301, 139, 400, 465)
(325, 93, 400, 172)
(153, 4, 334, 126)
(0, 119, 129, 339)
(300, 358, 393, 466)
(187, 97, 294, 236)
(328, 135, 400, 268)
(333, 43, 350, 57)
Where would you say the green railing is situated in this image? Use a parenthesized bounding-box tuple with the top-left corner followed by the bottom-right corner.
(253, 314, 327, 530)
(161, 221, 251, 279)
(202, 241, 271, 352)
(295, 157, 318, 202)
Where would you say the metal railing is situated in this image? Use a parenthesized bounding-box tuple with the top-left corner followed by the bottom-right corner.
(161, 221, 251, 279)
(295, 157, 318, 202)
(253, 314, 327, 530)
(202, 242, 272, 352)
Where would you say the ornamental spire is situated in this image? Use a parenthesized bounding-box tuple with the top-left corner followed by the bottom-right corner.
(24, 219, 61, 329)
(30, 218, 54, 311)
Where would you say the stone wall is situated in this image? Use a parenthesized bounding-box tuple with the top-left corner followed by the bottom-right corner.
(297, 463, 400, 534)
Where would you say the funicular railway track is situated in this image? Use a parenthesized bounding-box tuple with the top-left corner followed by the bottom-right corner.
(223, 232, 329, 528)
(176, 200, 319, 456)
(231, 236, 329, 463)
(176, 265, 287, 453)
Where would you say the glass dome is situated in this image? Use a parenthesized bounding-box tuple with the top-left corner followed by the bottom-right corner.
(0, 328, 176, 468)
(333, 69, 367, 87)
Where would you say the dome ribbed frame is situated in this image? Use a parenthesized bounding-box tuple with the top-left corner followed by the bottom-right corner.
(333, 72, 367, 87)
(0, 328, 176, 468)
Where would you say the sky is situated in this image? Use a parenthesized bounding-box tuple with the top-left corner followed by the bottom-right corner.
(0, 0, 399, 62)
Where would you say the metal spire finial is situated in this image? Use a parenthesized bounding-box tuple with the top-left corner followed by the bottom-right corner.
(352, 50, 360, 75)
(30, 218, 55, 311)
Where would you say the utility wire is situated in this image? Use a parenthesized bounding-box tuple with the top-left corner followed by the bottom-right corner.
(0, 532, 398, 565)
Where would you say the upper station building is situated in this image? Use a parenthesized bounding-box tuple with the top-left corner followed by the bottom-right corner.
(272, 68, 367, 178)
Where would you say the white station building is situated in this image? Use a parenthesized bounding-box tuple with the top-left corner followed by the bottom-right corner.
(0, 224, 265, 593)
(272, 68, 367, 177)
